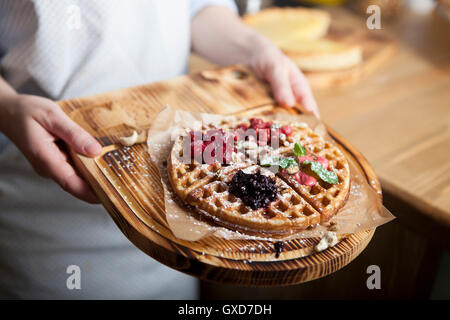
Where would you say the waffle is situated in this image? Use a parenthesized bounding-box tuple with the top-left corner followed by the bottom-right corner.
(167, 120, 245, 199)
(168, 135, 220, 200)
(185, 165, 321, 236)
(277, 125, 351, 222)
(167, 117, 350, 235)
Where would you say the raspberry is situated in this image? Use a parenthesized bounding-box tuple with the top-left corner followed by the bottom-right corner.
(294, 171, 317, 187)
(237, 123, 249, 131)
(316, 156, 329, 170)
(281, 125, 293, 136)
(250, 118, 265, 129)
(270, 129, 280, 147)
(264, 121, 273, 129)
(189, 131, 202, 141)
(297, 155, 314, 164)
(257, 128, 270, 146)
(205, 129, 223, 142)
(191, 140, 204, 158)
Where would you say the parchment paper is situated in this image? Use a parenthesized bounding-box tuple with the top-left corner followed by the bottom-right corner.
(147, 105, 395, 241)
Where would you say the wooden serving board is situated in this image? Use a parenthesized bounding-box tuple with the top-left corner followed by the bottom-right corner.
(58, 65, 380, 286)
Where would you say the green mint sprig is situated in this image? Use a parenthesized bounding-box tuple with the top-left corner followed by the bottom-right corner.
(260, 156, 297, 169)
(301, 160, 339, 184)
(294, 142, 306, 157)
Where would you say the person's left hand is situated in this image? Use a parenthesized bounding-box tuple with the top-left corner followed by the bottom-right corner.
(190, 6, 319, 117)
(247, 41, 320, 118)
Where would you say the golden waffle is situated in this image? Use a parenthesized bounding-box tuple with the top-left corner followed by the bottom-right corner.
(184, 165, 321, 235)
(167, 117, 350, 235)
(167, 120, 244, 199)
(168, 131, 250, 199)
(277, 125, 351, 222)
(168, 135, 220, 199)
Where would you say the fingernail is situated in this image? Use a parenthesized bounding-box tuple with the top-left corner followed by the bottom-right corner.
(84, 141, 102, 156)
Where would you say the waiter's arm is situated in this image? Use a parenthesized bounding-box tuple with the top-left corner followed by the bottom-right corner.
(191, 6, 319, 117)
(0, 76, 101, 203)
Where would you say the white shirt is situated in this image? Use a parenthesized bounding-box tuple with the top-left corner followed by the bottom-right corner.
(0, 0, 236, 299)
(0, 0, 235, 99)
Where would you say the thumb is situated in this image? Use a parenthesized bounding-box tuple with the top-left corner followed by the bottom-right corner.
(41, 106, 102, 157)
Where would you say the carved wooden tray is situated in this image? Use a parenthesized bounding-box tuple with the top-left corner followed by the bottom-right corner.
(58, 66, 379, 286)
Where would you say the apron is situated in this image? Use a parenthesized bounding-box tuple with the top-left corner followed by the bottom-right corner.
(0, 139, 198, 299)
(0, 0, 235, 299)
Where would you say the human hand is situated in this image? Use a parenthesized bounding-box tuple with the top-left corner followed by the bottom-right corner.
(0, 94, 102, 203)
(189, 6, 319, 117)
(247, 40, 320, 118)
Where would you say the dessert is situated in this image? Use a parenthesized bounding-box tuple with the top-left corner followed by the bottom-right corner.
(167, 117, 350, 236)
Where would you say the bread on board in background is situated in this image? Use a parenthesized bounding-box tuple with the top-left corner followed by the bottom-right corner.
(243, 7, 362, 72)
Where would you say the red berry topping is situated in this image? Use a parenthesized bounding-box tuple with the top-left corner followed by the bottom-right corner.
(297, 155, 314, 164)
(250, 118, 265, 129)
(294, 171, 317, 187)
(257, 128, 270, 146)
(316, 156, 329, 170)
(237, 123, 249, 130)
(191, 140, 204, 158)
(189, 131, 202, 141)
(270, 129, 280, 145)
(264, 121, 273, 129)
(281, 125, 293, 136)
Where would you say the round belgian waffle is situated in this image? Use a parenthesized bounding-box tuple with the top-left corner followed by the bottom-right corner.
(167, 117, 350, 235)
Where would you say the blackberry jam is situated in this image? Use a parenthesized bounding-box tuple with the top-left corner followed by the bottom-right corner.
(229, 170, 278, 210)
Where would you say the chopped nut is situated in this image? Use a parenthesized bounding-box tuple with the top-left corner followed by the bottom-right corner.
(315, 231, 338, 252)
(315, 237, 329, 252)
(326, 231, 338, 246)
(285, 166, 299, 174)
(119, 130, 147, 146)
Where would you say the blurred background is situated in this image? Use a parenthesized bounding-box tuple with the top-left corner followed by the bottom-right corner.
(235, 0, 436, 16)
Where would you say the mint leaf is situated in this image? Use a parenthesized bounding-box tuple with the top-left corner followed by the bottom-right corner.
(294, 142, 306, 157)
(260, 156, 276, 167)
(260, 156, 297, 169)
(278, 157, 297, 169)
(301, 160, 339, 184)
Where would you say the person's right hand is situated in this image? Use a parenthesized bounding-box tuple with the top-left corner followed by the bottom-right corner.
(0, 93, 102, 203)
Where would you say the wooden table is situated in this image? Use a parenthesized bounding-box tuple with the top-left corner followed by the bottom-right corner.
(192, 7, 450, 299)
